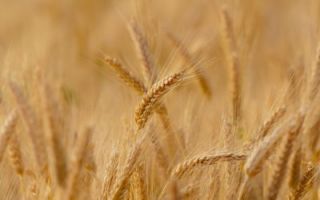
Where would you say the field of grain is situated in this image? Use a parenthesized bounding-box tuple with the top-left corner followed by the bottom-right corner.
(0, 0, 320, 199)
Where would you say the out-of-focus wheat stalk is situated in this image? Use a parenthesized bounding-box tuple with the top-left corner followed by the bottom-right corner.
(8, 82, 48, 173)
(220, 6, 241, 126)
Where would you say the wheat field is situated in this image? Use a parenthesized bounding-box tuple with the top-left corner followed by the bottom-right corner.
(0, 0, 320, 199)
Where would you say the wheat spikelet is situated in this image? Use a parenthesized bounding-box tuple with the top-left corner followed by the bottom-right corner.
(290, 166, 317, 200)
(8, 133, 24, 176)
(100, 151, 119, 200)
(8, 82, 48, 172)
(166, 32, 212, 98)
(135, 70, 185, 129)
(266, 113, 304, 200)
(65, 126, 93, 200)
(0, 110, 18, 163)
(220, 6, 241, 125)
(110, 134, 146, 200)
(172, 152, 246, 178)
(128, 19, 155, 85)
(103, 56, 146, 95)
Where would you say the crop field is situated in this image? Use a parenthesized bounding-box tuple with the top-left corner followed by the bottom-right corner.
(0, 0, 319, 199)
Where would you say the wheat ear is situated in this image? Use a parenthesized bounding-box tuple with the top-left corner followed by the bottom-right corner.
(65, 127, 93, 200)
(103, 56, 146, 95)
(128, 20, 155, 85)
(172, 152, 246, 178)
(307, 43, 320, 102)
(266, 113, 304, 200)
(290, 166, 317, 200)
(130, 164, 147, 200)
(40, 80, 68, 187)
(104, 56, 175, 135)
(220, 6, 241, 125)
(8, 132, 24, 176)
(110, 135, 146, 200)
(135, 70, 185, 130)
(166, 32, 212, 98)
(246, 106, 286, 150)
(244, 116, 297, 177)
(0, 110, 18, 163)
(8, 82, 48, 172)
(289, 148, 302, 191)
(100, 151, 119, 200)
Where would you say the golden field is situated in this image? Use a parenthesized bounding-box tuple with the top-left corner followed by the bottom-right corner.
(0, 0, 319, 199)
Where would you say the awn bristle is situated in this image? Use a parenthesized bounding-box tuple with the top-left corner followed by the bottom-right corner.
(166, 32, 212, 98)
